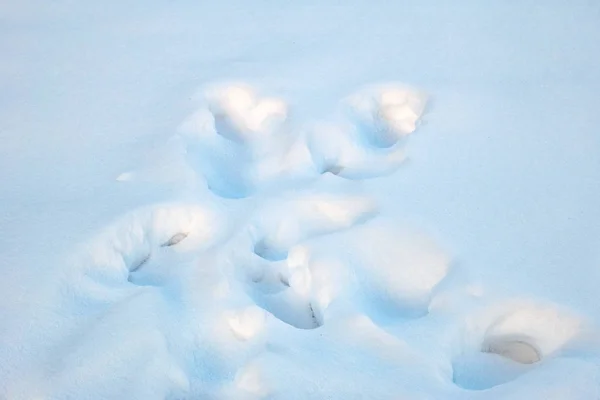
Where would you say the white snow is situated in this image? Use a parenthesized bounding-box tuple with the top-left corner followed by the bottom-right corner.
(1, 1, 600, 399)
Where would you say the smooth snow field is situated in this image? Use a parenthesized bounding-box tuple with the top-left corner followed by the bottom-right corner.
(1, 1, 600, 399)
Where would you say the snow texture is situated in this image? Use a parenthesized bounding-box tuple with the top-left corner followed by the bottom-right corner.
(1, 2, 600, 399)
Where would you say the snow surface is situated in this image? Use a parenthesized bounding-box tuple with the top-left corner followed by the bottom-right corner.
(1, 1, 600, 399)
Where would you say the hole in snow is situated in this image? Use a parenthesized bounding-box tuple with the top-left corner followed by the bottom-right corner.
(453, 337, 540, 390)
(161, 232, 189, 247)
(253, 238, 288, 262)
(129, 253, 151, 272)
(321, 164, 345, 175)
(482, 336, 541, 365)
(279, 274, 290, 287)
(453, 301, 581, 390)
(308, 302, 323, 328)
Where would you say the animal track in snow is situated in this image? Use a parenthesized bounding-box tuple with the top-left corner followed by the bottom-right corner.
(62, 80, 599, 399)
(307, 84, 427, 180)
(73, 203, 227, 289)
(177, 83, 428, 198)
(346, 84, 428, 148)
(452, 300, 586, 391)
(73, 82, 438, 391)
(178, 83, 310, 199)
(250, 191, 377, 262)
(72, 81, 431, 346)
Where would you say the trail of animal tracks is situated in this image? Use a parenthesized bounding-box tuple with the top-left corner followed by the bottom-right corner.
(1, 2, 600, 399)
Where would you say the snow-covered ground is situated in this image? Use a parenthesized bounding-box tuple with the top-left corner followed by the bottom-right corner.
(1, 1, 600, 399)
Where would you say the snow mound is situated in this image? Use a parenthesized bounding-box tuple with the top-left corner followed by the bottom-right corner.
(350, 223, 450, 318)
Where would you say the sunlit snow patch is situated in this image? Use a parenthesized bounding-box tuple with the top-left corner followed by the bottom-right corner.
(308, 83, 427, 180)
(178, 83, 312, 198)
(345, 83, 428, 148)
